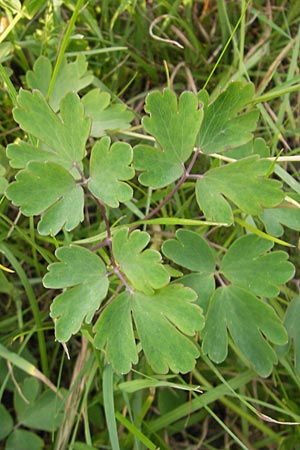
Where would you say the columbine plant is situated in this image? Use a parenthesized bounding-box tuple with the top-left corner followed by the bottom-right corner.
(2, 54, 298, 378)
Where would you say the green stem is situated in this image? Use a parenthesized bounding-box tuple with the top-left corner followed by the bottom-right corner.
(0, 11, 22, 45)
(142, 149, 200, 222)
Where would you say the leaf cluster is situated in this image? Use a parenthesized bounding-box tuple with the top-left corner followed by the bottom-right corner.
(3, 55, 297, 378)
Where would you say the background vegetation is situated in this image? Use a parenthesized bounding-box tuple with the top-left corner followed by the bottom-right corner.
(0, 1, 300, 449)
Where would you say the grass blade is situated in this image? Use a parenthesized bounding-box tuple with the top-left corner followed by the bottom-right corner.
(103, 364, 120, 450)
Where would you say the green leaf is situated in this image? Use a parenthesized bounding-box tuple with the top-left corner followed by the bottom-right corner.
(94, 284, 204, 374)
(14, 377, 64, 431)
(26, 55, 93, 112)
(6, 161, 84, 235)
(0, 344, 38, 391)
(0, 163, 8, 194)
(0, 404, 13, 439)
(43, 246, 109, 342)
(132, 285, 204, 373)
(102, 364, 121, 450)
(162, 229, 216, 312)
(88, 136, 134, 207)
(197, 81, 259, 154)
(112, 228, 170, 294)
(162, 229, 216, 273)
(82, 88, 134, 137)
(12, 90, 90, 169)
(202, 285, 287, 377)
(5, 429, 44, 450)
(196, 156, 284, 225)
(260, 200, 300, 237)
(0, 0, 21, 13)
(225, 137, 270, 159)
(6, 141, 63, 169)
(26, 55, 51, 98)
(178, 273, 215, 313)
(221, 234, 295, 297)
(279, 296, 300, 375)
(23, 0, 48, 19)
(133, 88, 203, 188)
(94, 292, 138, 375)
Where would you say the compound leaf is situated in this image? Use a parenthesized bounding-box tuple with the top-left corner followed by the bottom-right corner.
(82, 88, 134, 137)
(94, 284, 204, 374)
(26, 55, 93, 112)
(12, 90, 90, 169)
(112, 228, 170, 294)
(134, 88, 203, 188)
(88, 136, 134, 207)
(197, 81, 259, 154)
(162, 229, 215, 273)
(43, 245, 109, 341)
(260, 199, 300, 237)
(202, 285, 287, 377)
(6, 161, 84, 235)
(196, 155, 284, 224)
(221, 234, 295, 297)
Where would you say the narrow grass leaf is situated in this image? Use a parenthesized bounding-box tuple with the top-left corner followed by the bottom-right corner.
(115, 411, 157, 450)
(103, 364, 120, 450)
(26, 55, 93, 112)
(0, 343, 58, 395)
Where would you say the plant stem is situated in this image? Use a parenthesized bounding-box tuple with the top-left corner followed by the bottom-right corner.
(94, 197, 133, 293)
(89, 150, 200, 291)
(142, 149, 200, 222)
(90, 150, 200, 250)
(73, 162, 89, 184)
